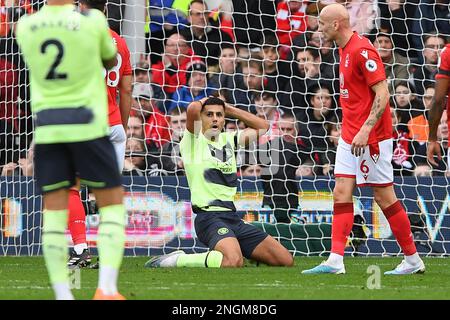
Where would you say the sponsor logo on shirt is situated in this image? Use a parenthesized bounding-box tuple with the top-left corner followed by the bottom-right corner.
(365, 59, 377, 72)
(339, 72, 344, 88)
(339, 72, 349, 98)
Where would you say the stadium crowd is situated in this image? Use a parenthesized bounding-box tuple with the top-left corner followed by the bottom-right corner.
(0, 0, 449, 179)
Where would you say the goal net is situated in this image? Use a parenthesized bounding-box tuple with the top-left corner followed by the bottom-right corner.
(1, 0, 449, 257)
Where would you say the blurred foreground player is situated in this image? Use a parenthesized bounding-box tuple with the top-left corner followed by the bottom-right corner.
(67, 0, 132, 270)
(17, 0, 126, 299)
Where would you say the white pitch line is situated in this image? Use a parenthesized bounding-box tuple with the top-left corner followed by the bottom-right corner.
(0, 286, 49, 290)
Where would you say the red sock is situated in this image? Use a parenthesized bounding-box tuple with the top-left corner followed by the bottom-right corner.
(67, 189, 87, 246)
(382, 201, 417, 256)
(331, 203, 354, 256)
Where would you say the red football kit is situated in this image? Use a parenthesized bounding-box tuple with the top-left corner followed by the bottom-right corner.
(105, 29, 132, 127)
(151, 48, 201, 95)
(330, 33, 418, 260)
(339, 32, 392, 145)
(335, 33, 395, 186)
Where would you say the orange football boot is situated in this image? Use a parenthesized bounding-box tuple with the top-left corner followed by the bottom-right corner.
(93, 289, 126, 300)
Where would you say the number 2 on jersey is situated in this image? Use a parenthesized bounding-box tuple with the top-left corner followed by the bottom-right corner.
(41, 39, 67, 80)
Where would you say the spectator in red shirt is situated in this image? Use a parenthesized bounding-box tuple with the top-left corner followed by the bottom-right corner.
(132, 83, 170, 151)
(291, 1, 326, 50)
(151, 33, 201, 97)
(209, 2, 235, 42)
(276, 0, 308, 47)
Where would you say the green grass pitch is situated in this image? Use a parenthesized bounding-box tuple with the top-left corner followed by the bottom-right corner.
(1, 257, 449, 300)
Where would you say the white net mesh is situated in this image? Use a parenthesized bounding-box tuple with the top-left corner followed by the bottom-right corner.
(1, 0, 449, 256)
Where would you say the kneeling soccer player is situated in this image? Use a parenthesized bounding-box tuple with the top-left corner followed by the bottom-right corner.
(145, 97, 294, 268)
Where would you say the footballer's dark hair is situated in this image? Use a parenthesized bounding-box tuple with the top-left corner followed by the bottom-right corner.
(201, 97, 226, 112)
(79, 0, 107, 12)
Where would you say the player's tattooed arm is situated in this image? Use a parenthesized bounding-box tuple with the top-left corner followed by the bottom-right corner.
(363, 80, 390, 130)
(351, 80, 389, 156)
(363, 95, 383, 128)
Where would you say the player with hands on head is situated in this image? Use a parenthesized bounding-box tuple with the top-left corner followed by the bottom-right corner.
(145, 96, 294, 269)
